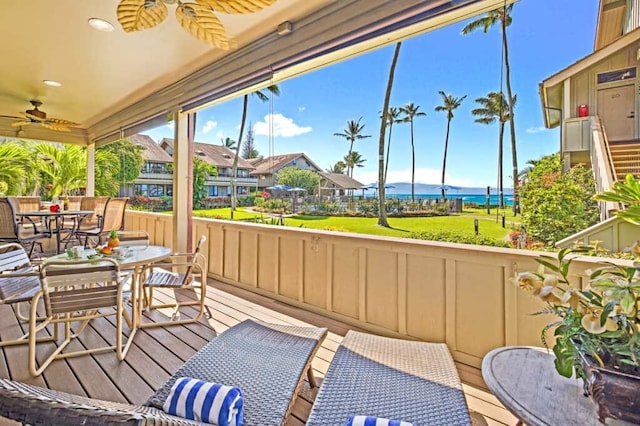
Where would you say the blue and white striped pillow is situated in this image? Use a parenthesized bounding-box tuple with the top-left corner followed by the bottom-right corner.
(162, 377, 244, 426)
(346, 415, 414, 426)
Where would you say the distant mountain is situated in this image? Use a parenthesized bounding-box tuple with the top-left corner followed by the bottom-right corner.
(381, 182, 514, 195)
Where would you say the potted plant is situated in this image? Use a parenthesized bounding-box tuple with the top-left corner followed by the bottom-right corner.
(515, 248, 640, 423)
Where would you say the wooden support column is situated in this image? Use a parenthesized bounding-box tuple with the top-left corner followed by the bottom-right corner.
(86, 142, 95, 196)
(172, 111, 194, 253)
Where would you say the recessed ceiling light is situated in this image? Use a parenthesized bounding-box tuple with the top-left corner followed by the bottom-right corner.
(88, 18, 114, 32)
(43, 80, 62, 87)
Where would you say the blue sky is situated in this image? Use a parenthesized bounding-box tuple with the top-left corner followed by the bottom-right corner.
(143, 0, 599, 188)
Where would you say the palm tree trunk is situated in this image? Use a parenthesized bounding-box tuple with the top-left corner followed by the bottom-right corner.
(347, 140, 354, 178)
(231, 94, 249, 220)
(384, 121, 393, 185)
(502, 16, 518, 215)
(377, 42, 401, 228)
(410, 120, 415, 203)
(441, 117, 451, 200)
(498, 121, 505, 209)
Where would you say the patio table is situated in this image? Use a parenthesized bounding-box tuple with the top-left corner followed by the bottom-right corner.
(482, 346, 633, 426)
(45, 245, 172, 329)
(16, 210, 93, 254)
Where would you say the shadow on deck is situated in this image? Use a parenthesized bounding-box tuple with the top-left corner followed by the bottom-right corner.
(0, 277, 517, 425)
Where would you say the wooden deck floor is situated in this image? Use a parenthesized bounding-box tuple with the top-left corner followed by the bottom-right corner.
(0, 277, 517, 425)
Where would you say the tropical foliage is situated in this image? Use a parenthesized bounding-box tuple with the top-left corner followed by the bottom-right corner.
(435, 91, 466, 199)
(326, 161, 346, 174)
(193, 156, 218, 209)
(519, 154, 598, 244)
(343, 151, 366, 175)
(381, 106, 402, 186)
(462, 3, 518, 214)
(594, 174, 640, 224)
(231, 84, 280, 218)
(472, 91, 514, 209)
(0, 141, 35, 195)
(398, 103, 426, 203)
(515, 248, 640, 379)
(275, 166, 319, 194)
(334, 118, 371, 177)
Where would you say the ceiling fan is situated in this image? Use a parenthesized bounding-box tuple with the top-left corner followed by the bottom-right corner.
(116, 0, 277, 49)
(8, 100, 78, 133)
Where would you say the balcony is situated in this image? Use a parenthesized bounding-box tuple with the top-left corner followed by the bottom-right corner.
(120, 209, 613, 423)
(0, 271, 516, 425)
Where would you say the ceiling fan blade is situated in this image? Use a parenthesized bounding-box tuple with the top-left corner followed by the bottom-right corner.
(10, 120, 32, 127)
(25, 112, 45, 122)
(41, 122, 72, 132)
(47, 117, 79, 126)
(117, 0, 168, 33)
(176, 3, 230, 49)
(197, 0, 276, 14)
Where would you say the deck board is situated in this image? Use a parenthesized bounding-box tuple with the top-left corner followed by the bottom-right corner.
(0, 277, 517, 425)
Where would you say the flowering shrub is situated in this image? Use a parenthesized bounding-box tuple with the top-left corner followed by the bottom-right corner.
(128, 195, 172, 212)
(515, 248, 640, 379)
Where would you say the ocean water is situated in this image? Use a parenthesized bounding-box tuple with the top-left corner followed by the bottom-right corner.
(369, 193, 514, 206)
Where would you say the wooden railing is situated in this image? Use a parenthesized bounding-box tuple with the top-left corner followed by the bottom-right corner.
(125, 210, 619, 369)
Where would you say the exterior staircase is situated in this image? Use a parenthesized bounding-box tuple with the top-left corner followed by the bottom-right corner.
(608, 139, 640, 181)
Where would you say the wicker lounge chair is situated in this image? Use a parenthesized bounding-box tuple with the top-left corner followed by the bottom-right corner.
(0, 319, 327, 425)
(306, 331, 472, 426)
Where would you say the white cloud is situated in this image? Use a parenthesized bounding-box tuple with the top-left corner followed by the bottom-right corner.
(165, 121, 174, 130)
(202, 120, 218, 134)
(354, 168, 480, 187)
(525, 126, 546, 134)
(298, 106, 306, 112)
(253, 113, 312, 137)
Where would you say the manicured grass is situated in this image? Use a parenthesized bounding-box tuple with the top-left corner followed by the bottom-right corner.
(193, 207, 516, 240)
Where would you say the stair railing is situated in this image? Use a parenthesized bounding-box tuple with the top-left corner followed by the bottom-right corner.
(589, 116, 619, 220)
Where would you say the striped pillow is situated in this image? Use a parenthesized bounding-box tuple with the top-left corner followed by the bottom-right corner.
(346, 415, 414, 426)
(162, 377, 244, 425)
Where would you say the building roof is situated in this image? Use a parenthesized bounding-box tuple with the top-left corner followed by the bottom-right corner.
(159, 138, 254, 170)
(318, 172, 364, 190)
(539, 26, 640, 128)
(249, 153, 321, 176)
(128, 134, 173, 163)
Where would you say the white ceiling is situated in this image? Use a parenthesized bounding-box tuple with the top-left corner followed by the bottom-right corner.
(0, 0, 329, 129)
(0, 0, 512, 144)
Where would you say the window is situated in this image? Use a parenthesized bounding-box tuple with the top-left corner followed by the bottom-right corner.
(208, 186, 219, 196)
(597, 68, 636, 84)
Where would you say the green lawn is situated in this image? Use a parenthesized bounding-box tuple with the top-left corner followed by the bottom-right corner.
(193, 207, 518, 240)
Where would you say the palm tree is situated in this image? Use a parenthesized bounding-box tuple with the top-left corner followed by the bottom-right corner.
(343, 151, 366, 174)
(380, 106, 402, 186)
(221, 137, 236, 150)
(34, 143, 88, 197)
(326, 161, 347, 174)
(0, 142, 31, 195)
(471, 92, 514, 209)
(231, 85, 280, 219)
(399, 103, 426, 202)
(462, 4, 518, 214)
(377, 42, 402, 228)
(435, 91, 466, 199)
(333, 118, 371, 177)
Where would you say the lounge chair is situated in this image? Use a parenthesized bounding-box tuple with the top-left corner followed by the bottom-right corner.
(0, 319, 327, 425)
(306, 331, 472, 426)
